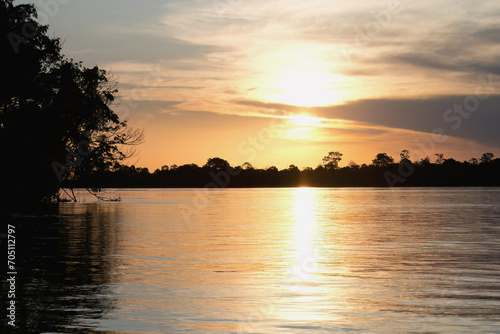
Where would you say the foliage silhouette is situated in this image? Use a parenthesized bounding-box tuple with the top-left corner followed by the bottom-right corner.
(0, 0, 143, 210)
(480, 152, 494, 164)
(204, 157, 230, 171)
(66, 151, 500, 191)
(372, 153, 394, 167)
(322, 151, 343, 169)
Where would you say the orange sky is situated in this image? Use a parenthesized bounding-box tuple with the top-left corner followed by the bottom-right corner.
(42, 0, 500, 170)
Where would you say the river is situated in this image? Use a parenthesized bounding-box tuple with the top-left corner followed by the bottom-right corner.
(3, 188, 500, 333)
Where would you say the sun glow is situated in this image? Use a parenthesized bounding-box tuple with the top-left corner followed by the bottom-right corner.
(283, 115, 325, 141)
(273, 70, 341, 107)
(289, 115, 322, 127)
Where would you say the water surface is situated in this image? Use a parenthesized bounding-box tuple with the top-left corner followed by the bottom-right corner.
(4, 188, 500, 333)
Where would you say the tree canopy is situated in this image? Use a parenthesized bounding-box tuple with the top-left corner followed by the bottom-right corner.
(322, 151, 343, 169)
(372, 153, 394, 167)
(63, 151, 500, 190)
(0, 0, 142, 209)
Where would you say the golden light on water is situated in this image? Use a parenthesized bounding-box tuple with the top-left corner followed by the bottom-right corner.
(292, 187, 320, 277)
(276, 187, 336, 323)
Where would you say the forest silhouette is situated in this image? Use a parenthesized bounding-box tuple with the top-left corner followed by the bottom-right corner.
(64, 153, 500, 191)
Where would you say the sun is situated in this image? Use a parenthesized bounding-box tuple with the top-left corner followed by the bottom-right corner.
(289, 115, 322, 127)
(272, 70, 341, 107)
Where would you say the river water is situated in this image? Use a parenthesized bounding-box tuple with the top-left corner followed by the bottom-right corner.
(3, 188, 500, 333)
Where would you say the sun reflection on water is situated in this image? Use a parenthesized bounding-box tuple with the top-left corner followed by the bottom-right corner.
(292, 187, 318, 262)
(274, 187, 340, 324)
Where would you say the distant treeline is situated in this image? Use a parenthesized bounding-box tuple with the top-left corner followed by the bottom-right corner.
(64, 152, 500, 188)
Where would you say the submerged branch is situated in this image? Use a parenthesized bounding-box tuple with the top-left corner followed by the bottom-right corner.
(85, 188, 121, 201)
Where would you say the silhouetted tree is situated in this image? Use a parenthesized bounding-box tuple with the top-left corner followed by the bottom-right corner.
(204, 157, 230, 171)
(372, 153, 394, 167)
(419, 156, 431, 166)
(400, 149, 410, 162)
(314, 164, 325, 171)
(348, 161, 360, 169)
(435, 153, 444, 165)
(442, 158, 459, 166)
(323, 151, 343, 169)
(0, 0, 143, 208)
(241, 162, 254, 170)
(468, 158, 479, 165)
(136, 167, 149, 174)
(480, 152, 494, 164)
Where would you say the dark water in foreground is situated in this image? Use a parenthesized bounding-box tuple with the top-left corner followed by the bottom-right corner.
(2, 188, 500, 333)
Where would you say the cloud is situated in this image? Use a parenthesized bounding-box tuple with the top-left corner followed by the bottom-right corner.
(345, 18, 500, 78)
(385, 52, 462, 72)
(232, 95, 500, 149)
(315, 96, 500, 148)
(64, 30, 220, 66)
(474, 26, 500, 44)
(234, 99, 300, 115)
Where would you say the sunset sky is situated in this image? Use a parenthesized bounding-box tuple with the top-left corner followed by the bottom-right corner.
(34, 0, 500, 170)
